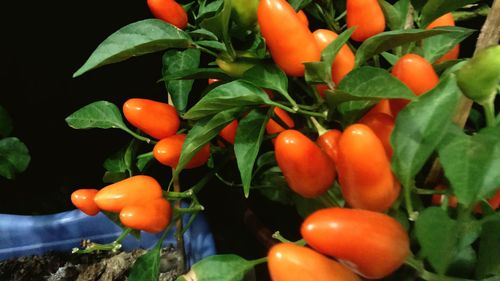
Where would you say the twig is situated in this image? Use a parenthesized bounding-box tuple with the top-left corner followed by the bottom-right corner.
(173, 176, 186, 275)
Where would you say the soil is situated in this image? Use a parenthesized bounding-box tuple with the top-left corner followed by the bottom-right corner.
(0, 246, 181, 281)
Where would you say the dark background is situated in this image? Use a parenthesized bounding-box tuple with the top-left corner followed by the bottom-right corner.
(0, 1, 490, 280)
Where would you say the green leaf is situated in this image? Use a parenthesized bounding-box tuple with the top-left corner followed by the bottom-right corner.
(128, 246, 161, 281)
(73, 19, 191, 77)
(476, 218, 500, 278)
(189, 28, 219, 41)
(65, 101, 130, 132)
(379, 0, 405, 30)
(0, 137, 30, 180)
(289, 0, 312, 11)
(197, 0, 223, 22)
(200, 0, 235, 58)
(381, 51, 399, 65)
(304, 28, 355, 87)
(163, 68, 231, 81)
(195, 40, 228, 52)
(321, 27, 356, 69)
(163, 48, 201, 113)
(355, 28, 453, 66)
(255, 166, 295, 206)
(423, 26, 475, 63)
(102, 140, 139, 183)
(391, 75, 461, 188)
(0, 105, 13, 137)
(182, 80, 272, 120)
(175, 108, 243, 177)
(337, 66, 416, 100)
(242, 64, 290, 101)
(420, 0, 481, 28)
(438, 126, 500, 207)
(304, 62, 331, 85)
(234, 108, 270, 197)
(415, 207, 480, 275)
(177, 255, 255, 281)
(137, 153, 155, 172)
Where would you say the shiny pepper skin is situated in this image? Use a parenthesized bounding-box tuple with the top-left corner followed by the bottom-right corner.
(147, 0, 188, 29)
(94, 175, 163, 213)
(336, 124, 400, 212)
(71, 189, 100, 216)
(268, 243, 361, 281)
(359, 112, 395, 159)
(153, 134, 210, 169)
(313, 29, 355, 85)
(425, 13, 459, 63)
(347, 0, 386, 42)
(266, 107, 295, 136)
(275, 130, 336, 198)
(257, 0, 320, 76)
(316, 129, 342, 164)
(296, 10, 309, 27)
(219, 119, 238, 145)
(120, 197, 171, 233)
(301, 207, 410, 279)
(390, 54, 439, 115)
(123, 98, 180, 140)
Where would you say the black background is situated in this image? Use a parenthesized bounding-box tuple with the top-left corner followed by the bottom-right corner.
(0, 1, 490, 280)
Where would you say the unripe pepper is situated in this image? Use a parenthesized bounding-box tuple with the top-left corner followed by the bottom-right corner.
(456, 45, 500, 105)
(347, 0, 385, 42)
(313, 29, 356, 86)
(425, 13, 460, 63)
(390, 54, 439, 115)
(268, 243, 361, 281)
(153, 134, 210, 169)
(316, 129, 342, 164)
(301, 207, 410, 279)
(257, 0, 321, 76)
(147, 0, 188, 29)
(123, 98, 180, 140)
(215, 56, 257, 77)
(274, 130, 336, 198)
(71, 189, 100, 216)
(94, 175, 163, 213)
(120, 197, 171, 233)
(231, 0, 259, 28)
(336, 124, 400, 212)
(359, 111, 395, 159)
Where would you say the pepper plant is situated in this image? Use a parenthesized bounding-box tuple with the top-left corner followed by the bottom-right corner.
(67, 0, 500, 280)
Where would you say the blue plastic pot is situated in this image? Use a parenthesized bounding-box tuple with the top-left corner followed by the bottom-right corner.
(0, 208, 216, 266)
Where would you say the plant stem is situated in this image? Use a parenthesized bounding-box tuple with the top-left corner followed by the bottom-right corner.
(137, 151, 153, 159)
(310, 116, 328, 135)
(272, 102, 327, 119)
(405, 255, 475, 281)
(123, 127, 155, 144)
(115, 228, 132, 244)
(173, 175, 186, 275)
(193, 43, 218, 58)
(404, 182, 418, 221)
(482, 99, 496, 127)
(250, 257, 268, 266)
